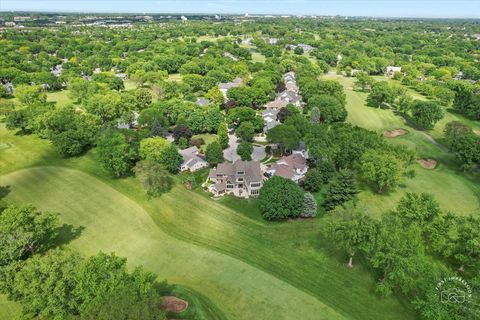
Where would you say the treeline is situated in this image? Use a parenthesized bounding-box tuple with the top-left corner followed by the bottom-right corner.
(326, 192, 480, 319)
(0, 203, 167, 319)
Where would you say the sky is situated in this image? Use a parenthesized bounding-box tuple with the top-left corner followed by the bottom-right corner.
(1, 1, 480, 18)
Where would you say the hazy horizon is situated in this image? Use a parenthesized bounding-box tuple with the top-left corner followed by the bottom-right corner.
(1, 1, 480, 19)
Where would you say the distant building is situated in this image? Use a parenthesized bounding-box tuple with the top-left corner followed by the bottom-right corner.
(114, 73, 127, 80)
(4, 22, 16, 27)
(268, 38, 278, 45)
(219, 77, 243, 98)
(196, 97, 210, 107)
(180, 146, 209, 172)
(208, 160, 263, 198)
(386, 66, 402, 76)
(223, 52, 239, 61)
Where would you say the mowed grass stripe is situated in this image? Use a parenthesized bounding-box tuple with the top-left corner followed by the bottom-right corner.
(0, 166, 345, 320)
(142, 184, 414, 320)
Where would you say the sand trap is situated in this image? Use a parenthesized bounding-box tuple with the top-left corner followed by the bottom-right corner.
(417, 158, 437, 169)
(383, 128, 408, 138)
(474, 129, 480, 136)
(160, 296, 188, 313)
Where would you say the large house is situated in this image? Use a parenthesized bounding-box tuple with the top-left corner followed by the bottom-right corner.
(180, 146, 209, 172)
(207, 160, 263, 198)
(265, 152, 308, 183)
(386, 66, 402, 76)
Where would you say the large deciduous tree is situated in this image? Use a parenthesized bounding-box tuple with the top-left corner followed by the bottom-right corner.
(258, 176, 304, 220)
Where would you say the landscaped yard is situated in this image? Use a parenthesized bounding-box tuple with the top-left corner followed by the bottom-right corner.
(0, 124, 414, 320)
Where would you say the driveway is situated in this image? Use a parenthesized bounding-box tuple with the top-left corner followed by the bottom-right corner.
(223, 132, 240, 162)
(223, 133, 266, 162)
(252, 145, 266, 161)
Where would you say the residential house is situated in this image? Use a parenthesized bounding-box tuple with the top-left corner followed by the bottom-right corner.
(180, 146, 209, 172)
(2, 82, 14, 96)
(265, 153, 308, 183)
(268, 38, 278, 45)
(262, 108, 280, 134)
(219, 77, 243, 98)
(196, 97, 210, 107)
(386, 66, 402, 76)
(208, 160, 264, 198)
(277, 90, 302, 107)
(51, 64, 63, 77)
(114, 73, 127, 80)
(264, 99, 288, 110)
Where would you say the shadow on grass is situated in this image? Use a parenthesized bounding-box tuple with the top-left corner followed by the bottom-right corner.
(51, 223, 85, 248)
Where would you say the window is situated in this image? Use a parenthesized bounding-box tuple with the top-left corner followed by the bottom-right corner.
(251, 182, 261, 188)
(236, 171, 245, 175)
(237, 177, 244, 182)
(226, 184, 234, 189)
(251, 189, 259, 195)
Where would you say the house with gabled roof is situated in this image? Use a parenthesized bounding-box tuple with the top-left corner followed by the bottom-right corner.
(180, 146, 209, 172)
(265, 152, 308, 183)
(219, 77, 243, 98)
(207, 160, 263, 198)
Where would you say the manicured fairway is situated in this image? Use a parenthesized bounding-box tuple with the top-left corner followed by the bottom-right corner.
(0, 167, 346, 320)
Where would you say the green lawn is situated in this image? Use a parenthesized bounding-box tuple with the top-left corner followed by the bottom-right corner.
(46, 90, 73, 107)
(322, 74, 480, 217)
(0, 125, 415, 320)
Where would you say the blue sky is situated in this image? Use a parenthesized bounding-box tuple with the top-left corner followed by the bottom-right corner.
(1, 1, 479, 18)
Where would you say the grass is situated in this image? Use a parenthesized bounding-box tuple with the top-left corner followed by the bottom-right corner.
(0, 125, 415, 320)
(0, 295, 21, 320)
(322, 74, 480, 217)
(46, 90, 73, 107)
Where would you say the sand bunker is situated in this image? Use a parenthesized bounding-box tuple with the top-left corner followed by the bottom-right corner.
(417, 158, 437, 169)
(160, 296, 189, 313)
(383, 128, 408, 138)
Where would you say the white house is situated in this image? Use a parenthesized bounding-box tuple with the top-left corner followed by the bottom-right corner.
(265, 153, 308, 183)
(180, 146, 209, 172)
(208, 160, 263, 198)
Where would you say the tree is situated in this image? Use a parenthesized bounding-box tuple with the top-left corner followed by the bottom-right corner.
(97, 130, 137, 177)
(266, 124, 300, 154)
(294, 46, 304, 55)
(0, 204, 58, 265)
(258, 176, 304, 220)
(367, 81, 395, 108)
(332, 212, 377, 268)
(4, 249, 81, 318)
(276, 107, 292, 123)
(307, 95, 346, 123)
(133, 160, 174, 196)
(354, 72, 374, 91)
(14, 85, 46, 105)
(80, 284, 165, 320)
(134, 88, 152, 110)
(444, 121, 480, 169)
(139, 137, 169, 162)
(411, 100, 444, 130)
(150, 118, 167, 137)
(301, 192, 317, 218)
(217, 122, 229, 149)
(449, 216, 480, 272)
(226, 107, 263, 130)
(237, 141, 253, 161)
(310, 106, 320, 124)
(205, 86, 224, 105)
(303, 162, 335, 192)
(359, 150, 403, 193)
(159, 144, 182, 174)
(323, 169, 358, 211)
(205, 141, 224, 166)
(172, 124, 192, 143)
(236, 121, 255, 141)
(42, 106, 101, 157)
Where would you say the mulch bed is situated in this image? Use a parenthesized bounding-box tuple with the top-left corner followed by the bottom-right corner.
(160, 296, 189, 313)
(417, 158, 437, 169)
(383, 128, 408, 138)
